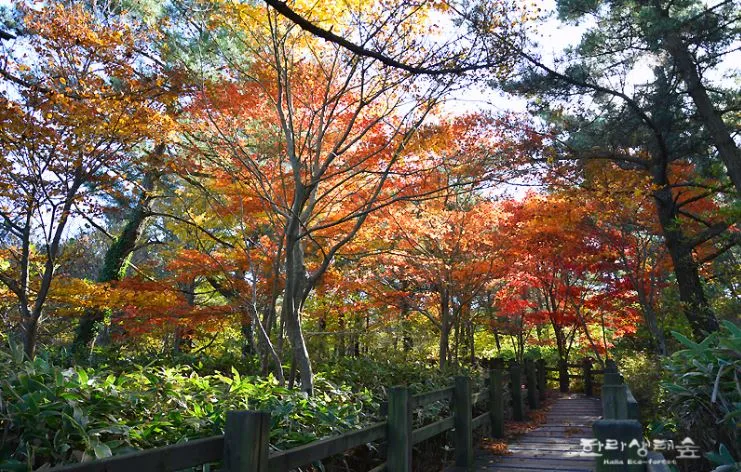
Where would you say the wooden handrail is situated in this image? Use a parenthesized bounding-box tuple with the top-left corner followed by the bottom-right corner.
(269, 422, 387, 470)
(49, 435, 224, 472)
(471, 411, 490, 430)
(411, 415, 454, 445)
(411, 386, 454, 408)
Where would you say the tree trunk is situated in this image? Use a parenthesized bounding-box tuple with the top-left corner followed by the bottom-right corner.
(336, 314, 345, 359)
(282, 219, 314, 394)
(173, 328, 182, 354)
(573, 304, 604, 363)
(316, 316, 327, 360)
(174, 280, 196, 355)
(468, 320, 475, 365)
(22, 314, 38, 359)
(553, 322, 567, 367)
(401, 300, 413, 354)
(241, 314, 257, 358)
(363, 311, 371, 356)
(439, 288, 450, 369)
(517, 329, 525, 363)
(173, 327, 195, 354)
(259, 285, 280, 375)
(284, 309, 312, 394)
(287, 355, 297, 389)
(439, 323, 450, 369)
(635, 288, 667, 355)
(659, 20, 741, 195)
(73, 172, 157, 355)
(652, 184, 719, 339)
(451, 302, 456, 363)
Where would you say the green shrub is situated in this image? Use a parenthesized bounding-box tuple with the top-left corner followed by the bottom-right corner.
(660, 321, 740, 466)
(617, 352, 663, 428)
(316, 356, 476, 400)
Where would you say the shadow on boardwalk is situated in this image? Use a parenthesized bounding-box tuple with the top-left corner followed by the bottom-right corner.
(449, 392, 602, 472)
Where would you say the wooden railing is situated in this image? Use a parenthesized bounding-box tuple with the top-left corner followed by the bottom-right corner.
(50, 357, 602, 472)
(541, 358, 606, 396)
(592, 360, 670, 472)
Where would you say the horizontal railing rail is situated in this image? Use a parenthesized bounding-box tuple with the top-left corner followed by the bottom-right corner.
(411, 385, 454, 408)
(50, 435, 224, 472)
(268, 421, 386, 470)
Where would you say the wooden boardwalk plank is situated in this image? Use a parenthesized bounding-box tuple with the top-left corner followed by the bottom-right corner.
(504, 448, 593, 459)
(448, 392, 601, 472)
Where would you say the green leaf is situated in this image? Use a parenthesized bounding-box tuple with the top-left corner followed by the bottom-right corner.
(93, 442, 112, 459)
(711, 466, 737, 472)
(77, 368, 89, 385)
(104, 374, 116, 388)
(9, 341, 24, 364)
(705, 443, 736, 465)
(671, 331, 700, 350)
(719, 320, 740, 337)
(231, 366, 241, 386)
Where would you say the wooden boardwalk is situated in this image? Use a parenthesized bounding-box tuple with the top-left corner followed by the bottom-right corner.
(453, 393, 602, 472)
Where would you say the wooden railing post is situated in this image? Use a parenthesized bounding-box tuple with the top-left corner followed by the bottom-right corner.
(454, 376, 473, 468)
(558, 359, 569, 392)
(489, 367, 504, 438)
(525, 358, 539, 410)
(604, 372, 624, 385)
(536, 358, 546, 402)
(602, 383, 628, 419)
(582, 358, 593, 397)
(615, 384, 628, 419)
(223, 411, 270, 472)
(602, 383, 614, 419)
(509, 361, 524, 421)
(387, 386, 412, 472)
(602, 370, 624, 419)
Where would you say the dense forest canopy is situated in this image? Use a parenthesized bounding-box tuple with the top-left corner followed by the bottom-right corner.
(0, 0, 738, 469)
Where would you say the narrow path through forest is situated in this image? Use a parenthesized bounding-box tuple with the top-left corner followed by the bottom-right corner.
(451, 393, 602, 472)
